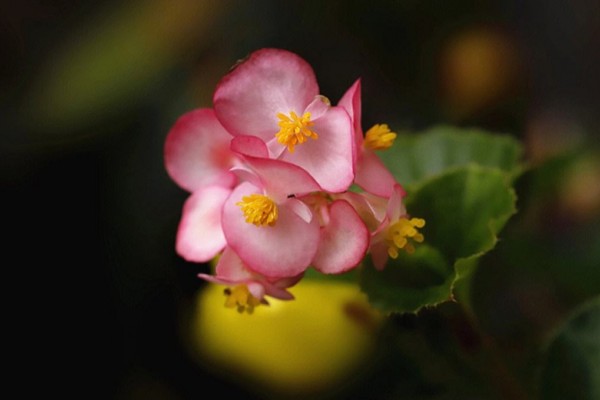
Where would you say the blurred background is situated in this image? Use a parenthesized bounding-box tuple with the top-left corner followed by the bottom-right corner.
(2, 0, 599, 399)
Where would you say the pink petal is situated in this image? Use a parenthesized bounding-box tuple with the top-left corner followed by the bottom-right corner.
(286, 197, 314, 224)
(243, 156, 322, 201)
(175, 186, 231, 262)
(246, 282, 267, 300)
(338, 79, 363, 146)
(230, 165, 263, 189)
(222, 182, 320, 278)
(164, 108, 237, 192)
(214, 246, 254, 281)
(213, 48, 319, 142)
(335, 191, 375, 219)
(279, 106, 354, 193)
(336, 191, 388, 231)
(266, 138, 287, 159)
(272, 273, 304, 289)
(197, 273, 231, 286)
(262, 281, 295, 300)
(230, 135, 269, 158)
(354, 151, 399, 197)
(312, 200, 369, 274)
(197, 248, 255, 285)
(304, 95, 330, 120)
(370, 241, 389, 271)
(387, 184, 407, 222)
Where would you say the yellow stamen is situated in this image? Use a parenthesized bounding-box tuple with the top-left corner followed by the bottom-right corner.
(275, 111, 318, 153)
(224, 285, 262, 314)
(385, 217, 426, 258)
(364, 124, 397, 150)
(236, 194, 278, 227)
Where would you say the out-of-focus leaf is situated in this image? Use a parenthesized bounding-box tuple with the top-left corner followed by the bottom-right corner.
(361, 166, 517, 313)
(379, 125, 523, 187)
(539, 296, 600, 400)
(22, 0, 230, 133)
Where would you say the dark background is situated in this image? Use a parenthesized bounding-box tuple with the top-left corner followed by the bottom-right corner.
(3, 1, 599, 398)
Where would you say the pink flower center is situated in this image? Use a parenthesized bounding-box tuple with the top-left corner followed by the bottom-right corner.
(275, 111, 318, 153)
(236, 194, 278, 227)
(385, 217, 426, 258)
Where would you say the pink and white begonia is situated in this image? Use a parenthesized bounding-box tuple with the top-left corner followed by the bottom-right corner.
(338, 79, 402, 198)
(222, 155, 322, 279)
(359, 184, 426, 270)
(198, 246, 302, 313)
(213, 48, 355, 193)
(164, 48, 426, 310)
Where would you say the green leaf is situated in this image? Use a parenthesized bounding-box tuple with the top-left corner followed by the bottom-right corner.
(407, 166, 516, 261)
(361, 165, 517, 313)
(539, 296, 600, 400)
(361, 245, 454, 313)
(379, 125, 523, 187)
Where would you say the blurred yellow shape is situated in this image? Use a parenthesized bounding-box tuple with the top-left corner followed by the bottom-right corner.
(439, 26, 521, 120)
(188, 279, 383, 396)
(560, 153, 600, 220)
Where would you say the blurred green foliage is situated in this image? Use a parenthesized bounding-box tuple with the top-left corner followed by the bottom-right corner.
(540, 297, 600, 400)
(366, 130, 599, 399)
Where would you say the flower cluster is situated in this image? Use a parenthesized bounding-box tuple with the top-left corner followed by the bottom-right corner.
(164, 48, 425, 313)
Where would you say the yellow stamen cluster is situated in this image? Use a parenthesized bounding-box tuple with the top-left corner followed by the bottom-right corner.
(237, 194, 278, 227)
(364, 124, 397, 150)
(386, 217, 426, 258)
(275, 111, 318, 153)
(224, 285, 262, 313)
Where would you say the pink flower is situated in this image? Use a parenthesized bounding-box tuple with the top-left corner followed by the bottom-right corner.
(213, 48, 355, 193)
(338, 79, 402, 198)
(339, 185, 425, 270)
(222, 155, 322, 278)
(198, 247, 302, 313)
(164, 48, 425, 311)
(164, 108, 238, 192)
(370, 185, 425, 269)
